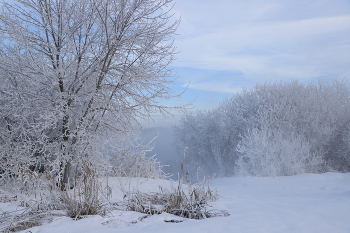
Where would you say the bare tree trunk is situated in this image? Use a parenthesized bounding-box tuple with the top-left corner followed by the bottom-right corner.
(61, 161, 71, 190)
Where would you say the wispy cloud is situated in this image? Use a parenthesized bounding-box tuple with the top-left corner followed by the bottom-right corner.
(172, 0, 350, 93)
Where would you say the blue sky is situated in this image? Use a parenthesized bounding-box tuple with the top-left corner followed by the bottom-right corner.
(4, 0, 348, 126)
(160, 0, 350, 118)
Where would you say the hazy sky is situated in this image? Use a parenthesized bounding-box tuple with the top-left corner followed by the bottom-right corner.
(162, 0, 350, 114)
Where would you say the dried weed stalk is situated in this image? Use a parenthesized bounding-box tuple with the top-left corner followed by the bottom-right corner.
(124, 157, 229, 220)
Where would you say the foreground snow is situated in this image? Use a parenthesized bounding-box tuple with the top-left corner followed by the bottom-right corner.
(5, 172, 350, 233)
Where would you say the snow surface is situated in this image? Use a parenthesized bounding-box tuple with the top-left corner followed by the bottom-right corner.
(10, 172, 350, 233)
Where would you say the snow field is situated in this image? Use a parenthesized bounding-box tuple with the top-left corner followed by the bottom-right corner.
(10, 172, 350, 233)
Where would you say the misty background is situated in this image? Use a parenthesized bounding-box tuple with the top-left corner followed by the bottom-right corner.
(140, 126, 178, 177)
(139, 0, 350, 176)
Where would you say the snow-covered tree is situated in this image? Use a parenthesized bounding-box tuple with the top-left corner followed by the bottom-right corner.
(0, 0, 180, 189)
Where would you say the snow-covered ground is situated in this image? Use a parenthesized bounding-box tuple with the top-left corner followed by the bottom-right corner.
(2, 172, 349, 233)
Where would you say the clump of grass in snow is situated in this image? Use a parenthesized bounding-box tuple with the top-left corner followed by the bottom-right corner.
(124, 176, 229, 219)
(59, 164, 105, 218)
(124, 154, 229, 220)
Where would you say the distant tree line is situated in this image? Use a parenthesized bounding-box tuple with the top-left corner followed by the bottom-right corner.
(174, 80, 350, 178)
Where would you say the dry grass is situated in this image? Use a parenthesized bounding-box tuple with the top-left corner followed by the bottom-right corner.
(0, 198, 63, 233)
(54, 164, 106, 218)
(124, 169, 229, 220)
(0, 162, 107, 232)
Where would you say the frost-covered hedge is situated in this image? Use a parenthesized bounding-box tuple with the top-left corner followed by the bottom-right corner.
(174, 80, 350, 177)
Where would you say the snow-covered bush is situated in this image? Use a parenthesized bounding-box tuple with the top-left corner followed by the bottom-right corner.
(236, 127, 323, 176)
(109, 136, 164, 179)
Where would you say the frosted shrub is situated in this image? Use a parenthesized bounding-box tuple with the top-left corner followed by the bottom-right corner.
(236, 127, 323, 176)
(108, 135, 164, 179)
(110, 152, 163, 179)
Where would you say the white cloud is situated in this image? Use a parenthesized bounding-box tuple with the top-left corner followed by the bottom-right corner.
(171, 0, 350, 93)
(185, 81, 243, 94)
